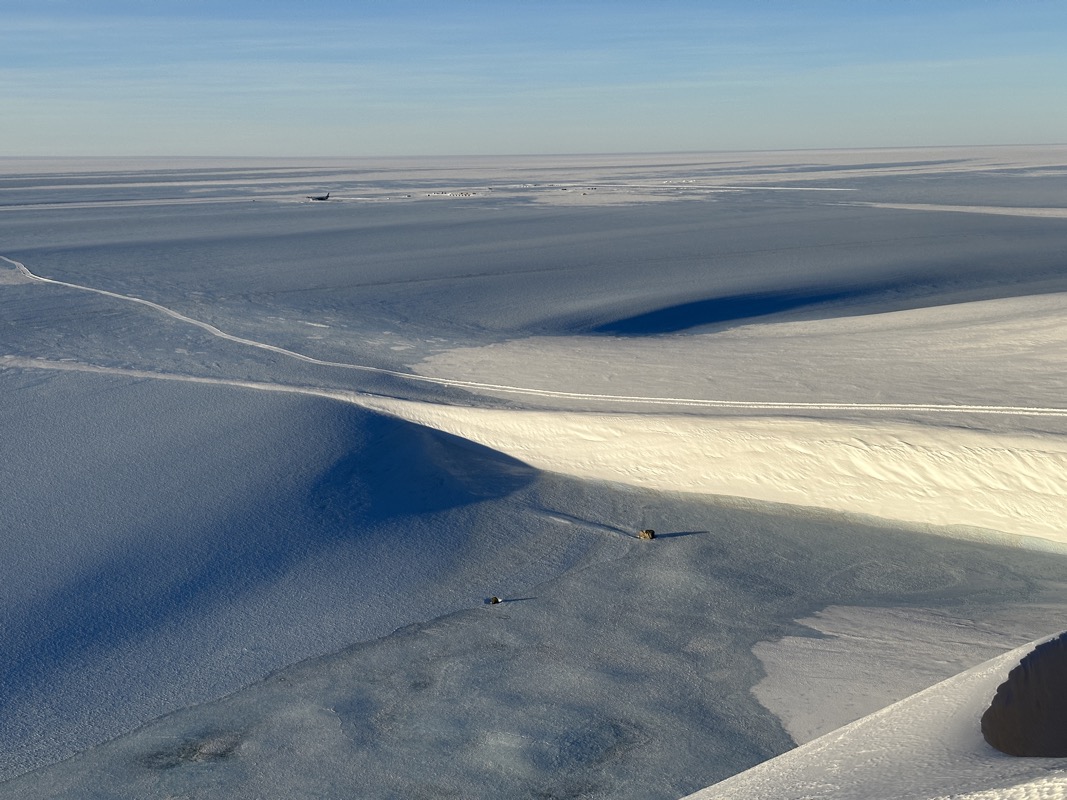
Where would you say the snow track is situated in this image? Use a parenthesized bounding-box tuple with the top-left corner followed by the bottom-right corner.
(4, 255, 1067, 419)
(6, 253, 1067, 546)
(4, 355, 1067, 548)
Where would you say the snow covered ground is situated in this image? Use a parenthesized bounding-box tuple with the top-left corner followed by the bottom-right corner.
(2, 147, 1067, 797)
(685, 634, 1067, 800)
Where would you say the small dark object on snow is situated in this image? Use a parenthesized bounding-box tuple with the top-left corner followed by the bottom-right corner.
(487, 596, 502, 605)
(638, 529, 656, 540)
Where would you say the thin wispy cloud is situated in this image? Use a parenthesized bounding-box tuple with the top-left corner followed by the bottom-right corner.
(3, 1, 1065, 156)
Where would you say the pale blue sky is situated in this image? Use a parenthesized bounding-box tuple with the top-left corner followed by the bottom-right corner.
(3, 1, 1066, 157)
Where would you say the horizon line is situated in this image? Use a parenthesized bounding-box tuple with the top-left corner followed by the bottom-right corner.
(3, 142, 1067, 163)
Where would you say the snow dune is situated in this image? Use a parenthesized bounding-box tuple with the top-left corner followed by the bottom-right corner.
(685, 635, 1067, 800)
(7, 355, 1066, 549)
(0, 370, 608, 779)
(416, 289, 1067, 417)
(5, 249, 1067, 548)
(362, 398, 1067, 548)
(751, 605, 1049, 746)
(4, 148, 1067, 797)
(7, 247, 1066, 549)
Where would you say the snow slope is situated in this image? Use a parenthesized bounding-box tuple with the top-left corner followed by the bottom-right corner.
(3, 148, 1067, 796)
(5, 498, 1065, 799)
(0, 368, 611, 778)
(685, 636, 1067, 800)
(360, 399, 1067, 547)
(751, 605, 1057, 746)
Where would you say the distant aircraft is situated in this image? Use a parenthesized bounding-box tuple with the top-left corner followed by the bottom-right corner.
(306, 192, 330, 201)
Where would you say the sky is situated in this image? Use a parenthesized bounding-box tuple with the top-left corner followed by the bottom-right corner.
(2, 1, 1066, 157)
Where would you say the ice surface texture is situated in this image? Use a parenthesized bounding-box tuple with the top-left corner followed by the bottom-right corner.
(4, 149, 1067, 797)
(8, 504, 1067, 800)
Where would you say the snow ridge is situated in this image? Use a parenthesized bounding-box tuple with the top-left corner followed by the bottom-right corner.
(4, 255, 1067, 418)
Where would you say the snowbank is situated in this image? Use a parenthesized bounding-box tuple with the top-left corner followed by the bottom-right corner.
(751, 605, 1053, 745)
(684, 636, 1067, 800)
(360, 397, 1067, 548)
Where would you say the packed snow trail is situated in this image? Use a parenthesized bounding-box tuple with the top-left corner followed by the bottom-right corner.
(5, 256, 1067, 418)
(0, 356, 369, 404)
(4, 356, 1067, 547)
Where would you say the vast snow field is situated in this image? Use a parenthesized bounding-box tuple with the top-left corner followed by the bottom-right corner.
(2, 147, 1067, 797)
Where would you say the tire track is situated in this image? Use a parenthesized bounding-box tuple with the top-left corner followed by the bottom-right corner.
(5, 254, 1067, 418)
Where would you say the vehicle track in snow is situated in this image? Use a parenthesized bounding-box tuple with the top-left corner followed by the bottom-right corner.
(5, 254, 1067, 418)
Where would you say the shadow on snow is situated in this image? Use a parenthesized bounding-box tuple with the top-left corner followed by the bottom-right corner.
(0, 409, 537, 697)
(593, 287, 866, 335)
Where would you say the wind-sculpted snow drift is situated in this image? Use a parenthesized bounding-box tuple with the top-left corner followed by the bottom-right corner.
(3, 149, 1067, 798)
(0, 370, 606, 779)
(686, 635, 1067, 800)
(361, 398, 1067, 548)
